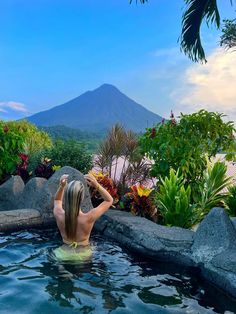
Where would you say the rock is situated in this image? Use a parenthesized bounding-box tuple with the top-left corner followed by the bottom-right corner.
(18, 177, 47, 209)
(201, 249, 236, 299)
(94, 210, 195, 266)
(0, 176, 24, 211)
(231, 217, 236, 230)
(212, 249, 236, 273)
(35, 166, 93, 217)
(0, 209, 43, 231)
(191, 207, 236, 263)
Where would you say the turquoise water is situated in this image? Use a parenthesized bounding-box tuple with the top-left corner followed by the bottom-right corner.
(0, 228, 236, 314)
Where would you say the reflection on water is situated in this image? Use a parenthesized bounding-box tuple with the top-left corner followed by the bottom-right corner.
(0, 228, 236, 314)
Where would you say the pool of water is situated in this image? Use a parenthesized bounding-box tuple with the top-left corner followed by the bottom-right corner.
(0, 228, 236, 314)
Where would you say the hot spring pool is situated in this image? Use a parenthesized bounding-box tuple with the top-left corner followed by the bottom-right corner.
(0, 228, 236, 314)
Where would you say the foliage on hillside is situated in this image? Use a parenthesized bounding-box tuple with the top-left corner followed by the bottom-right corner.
(39, 125, 105, 152)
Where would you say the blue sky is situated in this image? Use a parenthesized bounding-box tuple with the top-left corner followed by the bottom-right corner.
(0, 0, 236, 122)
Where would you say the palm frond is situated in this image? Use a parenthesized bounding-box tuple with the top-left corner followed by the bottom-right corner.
(180, 0, 221, 62)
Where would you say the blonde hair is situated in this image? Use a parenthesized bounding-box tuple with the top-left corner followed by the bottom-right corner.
(64, 180, 85, 240)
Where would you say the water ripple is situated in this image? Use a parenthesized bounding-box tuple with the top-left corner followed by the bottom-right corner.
(0, 229, 236, 314)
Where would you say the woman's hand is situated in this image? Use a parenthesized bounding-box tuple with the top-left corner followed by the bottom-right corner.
(59, 174, 69, 188)
(84, 173, 99, 189)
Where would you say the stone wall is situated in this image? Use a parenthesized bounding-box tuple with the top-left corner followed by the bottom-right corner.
(0, 167, 93, 218)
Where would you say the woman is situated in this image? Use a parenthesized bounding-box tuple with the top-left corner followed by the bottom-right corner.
(53, 173, 113, 261)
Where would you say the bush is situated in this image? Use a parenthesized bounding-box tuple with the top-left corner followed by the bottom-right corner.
(0, 120, 52, 183)
(140, 110, 235, 188)
(29, 140, 92, 175)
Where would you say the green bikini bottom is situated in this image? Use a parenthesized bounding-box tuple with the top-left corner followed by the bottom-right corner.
(53, 245, 92, 262)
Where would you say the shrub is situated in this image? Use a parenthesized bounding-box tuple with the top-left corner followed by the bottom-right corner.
(0, 120, 52, 184)
(155, 169, 196, 228)
(140, 110, 236, 188)
(29, 140, 92, 175)
(225, 185, 236, 217)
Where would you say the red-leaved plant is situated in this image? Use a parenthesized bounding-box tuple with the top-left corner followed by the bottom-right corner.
(122, 184, 158, 222)
(89, 171, 119, 206)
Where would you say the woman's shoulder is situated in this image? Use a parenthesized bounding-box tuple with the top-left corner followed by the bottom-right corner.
(78, 209, 94, 223)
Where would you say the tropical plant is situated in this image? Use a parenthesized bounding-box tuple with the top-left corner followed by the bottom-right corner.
(122, 184, 158, 221)
(0, 120, 52, 184)
(94, 123, 152, 195)
(140, 110, 236, 189)
(130, 0, 235, 62)
(155, 168, 196, 228)
(89, 171, 119, 206)
(34, 157, 55, 179)
(195, 161, 233, 216)
(225, 185, 236, 216)
(16, 153, 30, 182)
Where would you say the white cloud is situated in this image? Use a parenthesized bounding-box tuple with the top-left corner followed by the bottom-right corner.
(172, 48, 236, 122)
(0, 101, 28, 113)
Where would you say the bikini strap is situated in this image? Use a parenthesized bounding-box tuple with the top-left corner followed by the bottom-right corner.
(69, 241, 79, 249)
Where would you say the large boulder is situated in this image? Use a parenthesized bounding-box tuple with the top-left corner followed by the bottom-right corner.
(0, 176, 25, 211)
(191, 207, 236, 263)
(35, 166, 93, 218)
(94, 210, 195, 266)
(18, 177, 47, 209)
(231, 217, 236, 231)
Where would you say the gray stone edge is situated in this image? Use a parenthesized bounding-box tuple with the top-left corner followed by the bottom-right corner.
(0, 209, 56, 232)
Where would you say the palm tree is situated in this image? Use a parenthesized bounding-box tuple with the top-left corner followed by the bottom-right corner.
(130, 0, 235, 63)
(220, 18, 236, 50)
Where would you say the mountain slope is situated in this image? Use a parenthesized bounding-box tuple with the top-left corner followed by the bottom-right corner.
(27, 84, 162, 132)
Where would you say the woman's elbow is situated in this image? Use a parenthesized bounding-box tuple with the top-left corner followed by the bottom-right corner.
(108, 198, 113, 207)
